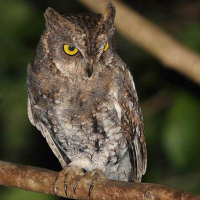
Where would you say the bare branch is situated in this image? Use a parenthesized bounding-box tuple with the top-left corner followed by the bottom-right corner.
(0, 160, 199, 200)
(77, 0, 200, 85)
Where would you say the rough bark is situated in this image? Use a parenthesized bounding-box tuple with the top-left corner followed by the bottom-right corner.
(0, 160, 199, 200)
(77, 0, 200, 85)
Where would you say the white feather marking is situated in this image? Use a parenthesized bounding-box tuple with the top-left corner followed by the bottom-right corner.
(69, 157, 95, 171)
(114, 102, 122, 121)
(108, 127, 121, 135)
(27, 97, 35, 126)
(34, 105, 41, 110)
(113, 91, 118, 99)
(129, 101, 133, 108)
(136, 126, 140, 135)
(104, 118, 115, 127)
(128, 71, 136, 90)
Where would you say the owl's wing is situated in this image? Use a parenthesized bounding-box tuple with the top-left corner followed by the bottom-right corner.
(115, 70, 147, 182)
(28, 97, 69, 168)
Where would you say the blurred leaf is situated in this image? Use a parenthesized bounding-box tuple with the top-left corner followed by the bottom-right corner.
(0, 0, 41, 163)
(180, 25, 200, 53)
(1, 188, 55, 200)
(162, 172, 200, 194)
(162, 90, 200, 170)
(0, 79, 33, 162)
(0, 0, 33, 36)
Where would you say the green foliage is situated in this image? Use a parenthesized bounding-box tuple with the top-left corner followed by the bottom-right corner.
(1, 188, 55, 200)
(0, 0, 35, 163)
(163, 91, 200, 170)
(181, 25, 200, 53)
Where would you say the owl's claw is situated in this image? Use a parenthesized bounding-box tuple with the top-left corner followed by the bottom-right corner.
(64, 182, 68, 197)
(89, 184, 94, 197)
(53, 182, 58, 196)
(73, 181, 78, 195)
(72, 168, 87, 195)
(86, 169, 105, 197)
(54, 166, 71, 197)
(54, 171, 62, 196)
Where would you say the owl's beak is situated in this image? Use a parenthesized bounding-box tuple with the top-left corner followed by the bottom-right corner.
(86, 58, 94, 78)
(86, 64, 93, 78)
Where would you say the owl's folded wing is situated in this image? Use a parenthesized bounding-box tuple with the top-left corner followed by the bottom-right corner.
(27, 95, 69, 168)
(116, 70, 147, 182)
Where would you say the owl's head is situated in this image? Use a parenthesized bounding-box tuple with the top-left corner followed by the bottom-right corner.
(38, 3, 116, 78)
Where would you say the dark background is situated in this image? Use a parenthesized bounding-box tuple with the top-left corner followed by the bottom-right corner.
(0, 0, 200, 199)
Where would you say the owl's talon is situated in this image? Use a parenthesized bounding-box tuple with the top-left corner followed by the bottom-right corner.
(53, 166, 72, 197)
(89, 183, 94, 197)
(64, 182, 68, 197)
(53, 172, 61, 197)
(86, 169, 105, 197)
(53, 184, 58, 197)
(73, 181, 78, 195)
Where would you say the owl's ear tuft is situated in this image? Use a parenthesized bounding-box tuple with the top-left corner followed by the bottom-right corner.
(44, 7, 76, 32)
(45, 7, 56, 17)
(44, 8, 61, 22)
(98, 2, 116, 34)
(44, 7, 64, 30)
(102, 2, 116, 25)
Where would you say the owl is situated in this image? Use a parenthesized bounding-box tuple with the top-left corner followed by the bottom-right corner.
(27, 2, 147, 186)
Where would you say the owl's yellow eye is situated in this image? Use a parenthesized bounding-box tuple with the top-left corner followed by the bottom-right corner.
(63, 44, 78, 56)
(103, 42, 109, 51)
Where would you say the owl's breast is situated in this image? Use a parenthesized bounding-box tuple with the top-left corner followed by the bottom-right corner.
(55, 71, 113, 117)
(51, 71, 128, 169)
(55, 98, 127, 169)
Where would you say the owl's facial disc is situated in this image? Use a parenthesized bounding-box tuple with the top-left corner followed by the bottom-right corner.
(44, 4, 115, 78)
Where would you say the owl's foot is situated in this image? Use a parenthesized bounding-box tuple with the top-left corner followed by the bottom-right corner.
(54, 166, 106, 198)
(54, 166, 86, 197)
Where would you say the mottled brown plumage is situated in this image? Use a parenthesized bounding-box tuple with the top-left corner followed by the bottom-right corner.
(27, 2, 147, 182)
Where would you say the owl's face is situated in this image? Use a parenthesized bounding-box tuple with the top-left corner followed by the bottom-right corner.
(42, 3, 116, 78)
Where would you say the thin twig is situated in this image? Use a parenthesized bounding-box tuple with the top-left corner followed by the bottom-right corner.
(0, 160, 199, 200)
(77, 0, 200, 85)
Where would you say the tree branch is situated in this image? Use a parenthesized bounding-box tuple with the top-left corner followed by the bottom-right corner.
(77, 0, 200, 85)
(0, 160, 199, 200)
